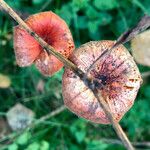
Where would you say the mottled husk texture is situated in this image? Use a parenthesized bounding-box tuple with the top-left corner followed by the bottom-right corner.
(62, 41, 142, 124)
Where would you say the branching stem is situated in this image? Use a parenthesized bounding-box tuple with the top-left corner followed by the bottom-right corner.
(0, 0, 134, 149)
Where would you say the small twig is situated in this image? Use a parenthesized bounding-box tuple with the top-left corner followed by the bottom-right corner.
(114, 15, 150, 47)
(0, 105, 66, 150)
(141, 71, 150, 78)
(101, 138, 150, 149)
(92, 90, 134, 150)
(0, 105, 66, 144)
(0, 112, 6, 116)
(39, 0, 53, 11)
(34, 105, 66, 124)
(87, 15, 150, 75)
(0, 0, 134, 149)
(0, 0, 84, 79)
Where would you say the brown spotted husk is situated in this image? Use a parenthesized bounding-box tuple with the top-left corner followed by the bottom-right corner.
(62, 40, 142, 124)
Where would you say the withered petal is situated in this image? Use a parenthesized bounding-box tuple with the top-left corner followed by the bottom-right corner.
(14, 11, 74, 75)
(62, 40, 142, 124)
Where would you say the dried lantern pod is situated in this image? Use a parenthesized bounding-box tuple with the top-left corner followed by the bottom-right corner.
(62, 40, 142, 124)
(14, 11, 74, 76)
(131, 30, 150, 66)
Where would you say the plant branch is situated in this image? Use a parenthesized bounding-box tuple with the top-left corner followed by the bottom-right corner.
(141, 71, 150, 78)
(0, 0, 134, 149)
(92, 90, 134, 150)
(40, 0, 53, 11)
(34, 105, 66, 125)
(101, 138, 150, 149)
(0, 0, 84, 79)
(0, 105, 66, 150)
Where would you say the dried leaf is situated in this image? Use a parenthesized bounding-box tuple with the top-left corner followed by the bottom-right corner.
(0, 73, 11, 88)
(87, 15, 150, 72)
(114, 15, 150, 48)
(6, 103, 35, 131)
(131, 30, 150, 66)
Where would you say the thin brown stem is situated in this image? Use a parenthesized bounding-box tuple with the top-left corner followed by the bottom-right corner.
(0, 0, 84, 79)
(40, 0, 53, 11)
(34, 105, 66, 124)
(93, 90, 134, 150)
(100, 138, 150, 148)
(0, 0, 134, 149)
(141, 71, 150, 78)
(0, 105, 66, 149)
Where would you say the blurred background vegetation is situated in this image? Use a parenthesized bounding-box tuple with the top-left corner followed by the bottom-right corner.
(0, 0, 150, 150)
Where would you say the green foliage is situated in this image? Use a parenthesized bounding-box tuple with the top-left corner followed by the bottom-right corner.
(6, 131, 50, 150)
(122, 98, 150, 140)
(0, 0, 150, 150)
(32, 0, 45, 5)
(93, 0, 118, 10)
(16, 132, 31, 145)
(86, 140, 108, 150)
(70, 119, 87, 143)
(57, 4, 73, 25)
(8, 144, 18, 150)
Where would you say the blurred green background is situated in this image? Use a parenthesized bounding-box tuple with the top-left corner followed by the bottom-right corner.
(0, 0, 150, 150)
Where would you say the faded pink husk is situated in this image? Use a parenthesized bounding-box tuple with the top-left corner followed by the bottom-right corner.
(62, 40, 142, 124)
(14, 11, 74, 76)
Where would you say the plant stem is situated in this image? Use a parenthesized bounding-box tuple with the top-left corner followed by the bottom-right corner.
(93, 90, 134, 150)
(34, 105, 66, 124)
(100, 138, 150, 148)
(1, 0, 84, 78)
(0, 0, 134, 149)
(141, 71, 150, 78)
(0, 105, 66, 149)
